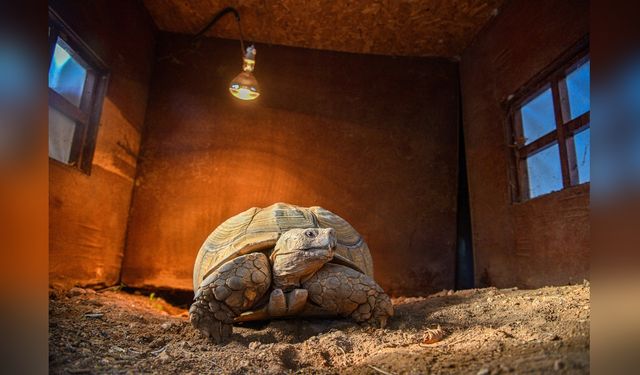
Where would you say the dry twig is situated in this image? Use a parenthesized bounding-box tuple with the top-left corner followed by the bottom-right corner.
(84, 313, 103, 318)
(336, 345, 347, 367)
(150, 345, 168, 356)
(367, 364, 396, 375)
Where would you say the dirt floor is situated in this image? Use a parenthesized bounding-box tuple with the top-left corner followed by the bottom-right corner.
(49, 283, 590, 374)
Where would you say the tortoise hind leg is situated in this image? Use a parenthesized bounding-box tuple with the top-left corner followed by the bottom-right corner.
(189, 252, 271, 343)
(302, 263, 394, 328)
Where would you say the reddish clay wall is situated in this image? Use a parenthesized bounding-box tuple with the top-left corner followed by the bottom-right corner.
(48, 1, 156, 287)
(460, 0, 590, 288)
(121, 34, 460, 296)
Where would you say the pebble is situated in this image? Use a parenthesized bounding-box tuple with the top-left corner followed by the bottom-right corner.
(158, 350, 171, 363)
(499, 364, 513, 372)
(248, 341, 261, 350)
(477, 368, 490, 375)
(68, 287, 86, 297)
(554, 359, 565, 370)
(161, 322, 172, 330)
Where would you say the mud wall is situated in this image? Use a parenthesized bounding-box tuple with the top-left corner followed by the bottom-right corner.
(121, 34, 460, 296)
(460, 0, 590, 288)
(49, 1, 156, 287)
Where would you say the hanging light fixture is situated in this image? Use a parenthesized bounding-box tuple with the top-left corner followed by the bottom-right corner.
(193, 7, 260, 101)
(229, 45, 259, 100)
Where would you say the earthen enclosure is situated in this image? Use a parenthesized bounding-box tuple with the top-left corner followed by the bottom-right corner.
(48, 0, 591, 373)
(48, 0, 589, 309)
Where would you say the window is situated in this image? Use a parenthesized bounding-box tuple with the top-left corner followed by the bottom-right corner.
(509, 44, 590, 201)
(48, 8, 108, 174)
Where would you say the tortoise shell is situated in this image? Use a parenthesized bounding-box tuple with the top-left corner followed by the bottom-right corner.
(193, 202, 373, 291)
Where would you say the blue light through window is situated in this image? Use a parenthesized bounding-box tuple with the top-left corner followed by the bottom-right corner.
(565, 60, 590, 120)
(514, 53, 590, 201)
(48, 38, 87, 107)
(527, 144, 563, 198)
(573, 127, 590, 184)
(520, 87, 556, 145)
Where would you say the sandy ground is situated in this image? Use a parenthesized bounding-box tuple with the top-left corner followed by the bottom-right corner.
(49, 283, 590, 374)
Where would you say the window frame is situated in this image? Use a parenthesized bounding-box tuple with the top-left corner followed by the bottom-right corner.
(48, 7, 109, 175)
(506, 37, 590, 202)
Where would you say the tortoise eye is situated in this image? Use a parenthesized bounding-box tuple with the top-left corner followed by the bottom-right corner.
(305, 230, 316, 238)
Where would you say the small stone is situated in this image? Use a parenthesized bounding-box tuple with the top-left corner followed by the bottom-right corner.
(161, 322, 171, 330)
(554, 360, 565, 371)
(447, 289, 454, 296)
(477, 368, 490, 375)
(248, 341, 260, 350)
(68, 287, 86, 297)
(158, 350, 171, 363)
(85, 288, 96, 294)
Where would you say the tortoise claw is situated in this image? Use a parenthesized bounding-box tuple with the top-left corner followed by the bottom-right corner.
(189, 297, 234, 343)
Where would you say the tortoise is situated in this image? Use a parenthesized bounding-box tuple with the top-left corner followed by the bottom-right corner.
(189, 202, 394, 342)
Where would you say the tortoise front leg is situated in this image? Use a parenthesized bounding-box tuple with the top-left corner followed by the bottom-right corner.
(189, 253, 271, 343)
(302, 264, 394, 328)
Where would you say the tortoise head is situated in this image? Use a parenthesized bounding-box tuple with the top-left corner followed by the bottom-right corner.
(270, 228, 337, 290)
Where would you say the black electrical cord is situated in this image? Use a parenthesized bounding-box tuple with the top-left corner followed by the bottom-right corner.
(192, 6, 246, 56)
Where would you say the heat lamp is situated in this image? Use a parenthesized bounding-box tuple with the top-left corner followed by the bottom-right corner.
(193, 7, 260, 101)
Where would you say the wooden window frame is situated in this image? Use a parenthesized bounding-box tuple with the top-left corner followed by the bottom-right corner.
(506, 37, 590, 202)
(48, 7, 109, 175)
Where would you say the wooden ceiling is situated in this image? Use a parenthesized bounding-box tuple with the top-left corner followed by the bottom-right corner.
(142, 0, 506, 58)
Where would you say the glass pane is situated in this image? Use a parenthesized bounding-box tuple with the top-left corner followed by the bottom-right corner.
(48, 38, 87, 107)
(574, 127, 590, 183)
(49, 106, 76, 164)
(527, 143, 563, 198)
(520, 87, 556, 145)
(565, 60, 590, 120)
